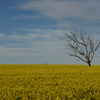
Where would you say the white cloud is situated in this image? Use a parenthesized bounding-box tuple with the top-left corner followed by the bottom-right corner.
(0, 29, 67, 42)
(0, 33, 8, 39)
(0, 28, 100, 64)
(16, 0, 100, 21)
(0, 29, 67, 64)
(9, 15, 39, 20)
(0, 47, 36, 57)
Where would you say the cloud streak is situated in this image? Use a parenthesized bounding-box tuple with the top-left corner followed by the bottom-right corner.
(0, 28, 100, 64)
(16, 0, 100, 21)
(0, 31, 67, 64)
(0, 29, 66, 42)
(0, 29, 67, 59)
(9, 15, 40, 20)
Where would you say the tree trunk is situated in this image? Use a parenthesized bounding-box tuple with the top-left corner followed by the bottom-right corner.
(87, 61, 91, 67)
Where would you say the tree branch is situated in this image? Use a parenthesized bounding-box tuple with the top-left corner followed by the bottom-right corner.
(68, 53, 87, 63)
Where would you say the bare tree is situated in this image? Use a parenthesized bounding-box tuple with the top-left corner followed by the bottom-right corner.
(65, 30, 100, 67)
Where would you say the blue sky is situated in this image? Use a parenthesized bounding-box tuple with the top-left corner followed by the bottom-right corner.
(0, 0, 100, 64)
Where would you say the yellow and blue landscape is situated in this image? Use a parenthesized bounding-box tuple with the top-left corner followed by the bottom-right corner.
(0, 0, 100, 99)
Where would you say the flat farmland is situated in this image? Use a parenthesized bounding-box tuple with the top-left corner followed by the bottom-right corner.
(0, 64, 100, 100)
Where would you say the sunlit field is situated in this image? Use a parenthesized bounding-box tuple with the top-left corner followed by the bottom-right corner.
(0, 64, 100, 100)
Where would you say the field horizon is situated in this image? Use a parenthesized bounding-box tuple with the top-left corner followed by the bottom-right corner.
(0, 64, 100, 100)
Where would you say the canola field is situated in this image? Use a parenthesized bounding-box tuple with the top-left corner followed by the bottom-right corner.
(0, 64, 100, 100)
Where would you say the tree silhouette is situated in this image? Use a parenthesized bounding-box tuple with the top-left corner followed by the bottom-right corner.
(65, 30, 100, 67)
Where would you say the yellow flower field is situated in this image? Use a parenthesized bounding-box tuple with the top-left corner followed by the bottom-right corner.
(0, 64, 100, 100)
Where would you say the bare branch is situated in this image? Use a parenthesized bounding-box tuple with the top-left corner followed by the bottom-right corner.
(68, 53, 87, 63)
(94, 41, 100, 52)
(65, 30, 100, 67)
